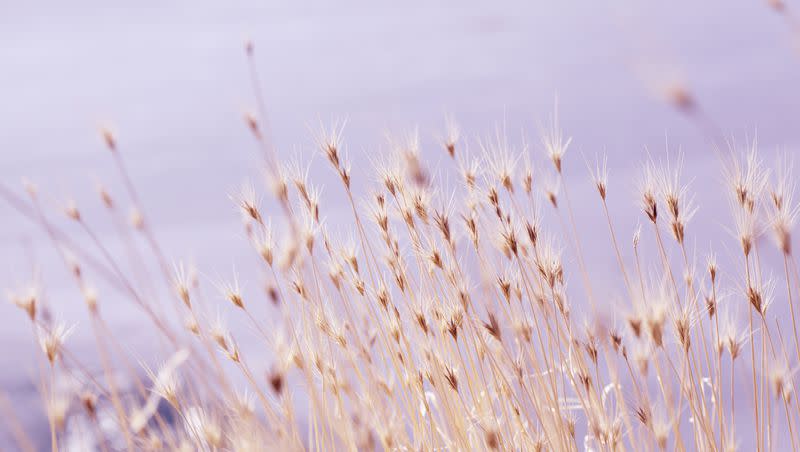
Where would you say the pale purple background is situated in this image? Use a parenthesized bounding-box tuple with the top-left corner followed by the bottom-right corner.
(1, 1, 798, 449)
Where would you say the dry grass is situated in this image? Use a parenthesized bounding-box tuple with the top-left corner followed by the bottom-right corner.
(3, 50, 800, 452)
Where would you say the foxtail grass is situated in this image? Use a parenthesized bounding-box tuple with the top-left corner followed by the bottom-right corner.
(3, 49, 800, 452)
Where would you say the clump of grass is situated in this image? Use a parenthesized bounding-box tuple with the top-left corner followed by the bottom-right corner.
(3, 49, 800, 452)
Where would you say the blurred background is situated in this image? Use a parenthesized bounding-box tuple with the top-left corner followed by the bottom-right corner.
(1, 1, 798, 449)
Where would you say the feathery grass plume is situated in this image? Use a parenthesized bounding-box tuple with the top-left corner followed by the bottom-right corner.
(664, 80, 695, 112)
(746, 277, 775, 317)
(315, 119, 347, 169)
(646, 292, 668, 348)
(130, 207, 144, 229)
(639, 159, 659, 223)
(657, 154, 697, 245)
(217, 272, 245, 309)
(672, 303, 697, 351)
(724, 137, 770, 213)
(396, 128, 430, 188)
(481, 127, 519, 194)
(38, 322, 75, 365)
(459, 154, 480, 190)
(183, 406, 223, 449)
(79, 391, 97, 419)
(95, 182, 114, 208)
(81, 285, 98, 312)
(768, 357, 796, 403)
(540, 169, 560, 209)
(718, 309, 748, 360)
(100, 126, 116, 151)
(133, 349, 190, 432)
(732, 205, 760, 257)
(522, 149, 535, 195)
(441, 114, 460, 158)
(231, 180, 263, 225)
(541, 98, 571, 173)
(173, 261, 193, 308)
(589, 153, 608, 200)
(483, 311, 502, 342)
(768, 154, 799, 254)
(64, 199, 80, 221)
(7, 281, 39, 321)
(706, 252, 718, 283)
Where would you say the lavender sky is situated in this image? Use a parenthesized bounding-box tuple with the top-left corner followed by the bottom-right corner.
(1, 1, 798, 449)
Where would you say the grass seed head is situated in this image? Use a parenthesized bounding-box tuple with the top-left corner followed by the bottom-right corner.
(38, 322, 75, 365)
(541, 100, 571, 173)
